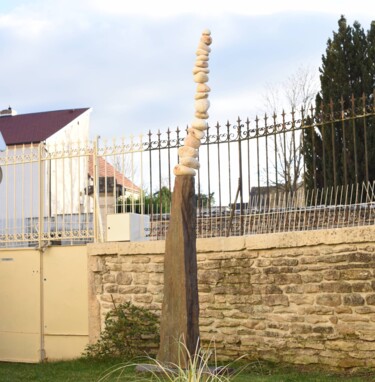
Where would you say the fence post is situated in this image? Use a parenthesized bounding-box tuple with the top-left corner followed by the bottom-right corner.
(237, 118, 244, 235)
(37, 142, 47, 362)
(93, 136, 103, 243)
(38, 143, 45, 248)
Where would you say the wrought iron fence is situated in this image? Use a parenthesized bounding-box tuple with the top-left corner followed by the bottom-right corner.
(0, 92, 374, 247)
(137, 91, 375, 239)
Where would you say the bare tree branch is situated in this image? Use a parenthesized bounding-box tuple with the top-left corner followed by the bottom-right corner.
(262, 65, 318, 192)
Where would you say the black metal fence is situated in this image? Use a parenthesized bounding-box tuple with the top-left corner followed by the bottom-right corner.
(122, 92, 374, 239)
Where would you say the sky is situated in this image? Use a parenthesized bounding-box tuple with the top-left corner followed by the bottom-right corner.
(0, 0, 374, 140)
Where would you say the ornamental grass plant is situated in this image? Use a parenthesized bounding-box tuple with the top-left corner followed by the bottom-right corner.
(97, 339, 247, 382)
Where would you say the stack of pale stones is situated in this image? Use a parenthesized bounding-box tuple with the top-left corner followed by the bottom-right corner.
(173, 29, 212, 176)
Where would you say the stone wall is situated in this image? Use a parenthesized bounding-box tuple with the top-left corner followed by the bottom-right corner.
(88, 226, 375, 369)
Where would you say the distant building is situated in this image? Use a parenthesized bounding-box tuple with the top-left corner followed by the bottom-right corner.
(86, 155, 141, 231)
(249, 184, 305, 209)
(0, 107, 92, 225)
(0, 106, 142, 244)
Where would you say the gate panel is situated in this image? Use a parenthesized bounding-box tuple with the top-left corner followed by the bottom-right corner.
(0, 250, 40, 362)
(43, 245, 89, 360)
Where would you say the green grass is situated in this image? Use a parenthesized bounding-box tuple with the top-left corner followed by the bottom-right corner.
(0, 358, 131, 382)
(0, 358, 374, 382)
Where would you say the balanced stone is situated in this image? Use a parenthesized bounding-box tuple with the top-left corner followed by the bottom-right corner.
(196, 55, 209, 61)
(178, 146, 198, 158)
(180, 156, 200, 169)
(198, 42, 211, 52)
(197, 83, 210, 92)
(173, 164, 196, 176)
(195, 111, 209, 119)
(184, 134, 201, 149)
(193, 67, 209, 74)
(195, 61, 209, 68)
(195, 99, 210, 113)
(201, 35, 212, 45)
(194, 92, 208, 100)
(196, 48, 209, 56)
(191, 118, 208, 130)
(188, 127, 205, 140)
(194, 73, 208, 83)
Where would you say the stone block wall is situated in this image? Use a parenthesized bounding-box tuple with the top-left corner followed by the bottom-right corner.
(88, 226, 375, 369)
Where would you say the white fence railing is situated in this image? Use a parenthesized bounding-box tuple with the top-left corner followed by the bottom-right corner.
(1, 137, 375, 248)
(0, 137, 146, 247)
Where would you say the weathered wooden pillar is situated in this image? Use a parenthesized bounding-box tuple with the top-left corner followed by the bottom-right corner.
(157, 175, 199, 367)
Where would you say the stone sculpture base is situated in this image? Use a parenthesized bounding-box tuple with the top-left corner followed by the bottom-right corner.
(157, 175, 199, 368)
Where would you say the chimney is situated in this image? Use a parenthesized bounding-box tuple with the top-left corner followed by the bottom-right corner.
(0, 106, 17, 117)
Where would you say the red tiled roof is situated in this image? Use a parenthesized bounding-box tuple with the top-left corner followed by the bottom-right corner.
(0, 108, 90, 145)
(88, 155, 141, 193)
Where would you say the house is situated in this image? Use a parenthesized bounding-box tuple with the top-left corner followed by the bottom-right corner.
(0, 106, 143, 245)
(86, 155, 141, 234)
(0, 107, 91, 146)
(0, 106, 92, 243)
(87, 155, 141, 199)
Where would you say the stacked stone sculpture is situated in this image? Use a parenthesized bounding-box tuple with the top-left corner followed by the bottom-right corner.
(173, 29, 212, 176)
(157, 29, 212, 368)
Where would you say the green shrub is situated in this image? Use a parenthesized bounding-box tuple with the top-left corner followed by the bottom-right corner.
(83, 301, 159, 360)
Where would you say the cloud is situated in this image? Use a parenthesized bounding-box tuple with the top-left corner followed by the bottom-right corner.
(84, 0, 375, 18)
(0, 7, 51, 40)
(0, 0, 374, 142)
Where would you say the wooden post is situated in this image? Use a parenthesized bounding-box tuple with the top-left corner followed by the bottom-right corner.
(157, 175, 199, 367)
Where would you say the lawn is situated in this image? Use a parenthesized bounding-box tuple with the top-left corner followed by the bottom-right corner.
(0, 358, 374, 382)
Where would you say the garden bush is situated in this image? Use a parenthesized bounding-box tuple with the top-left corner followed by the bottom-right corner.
(83, 300, 159, 360)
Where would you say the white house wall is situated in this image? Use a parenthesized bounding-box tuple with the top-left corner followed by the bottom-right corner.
(45, 109, 91, 215)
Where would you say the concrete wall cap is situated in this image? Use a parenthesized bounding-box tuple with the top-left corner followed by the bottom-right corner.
(197, 236, 245, 253)
(245, 226, 375, 250)
(118, 240, 165, 255)
(87, 243, 118, 256)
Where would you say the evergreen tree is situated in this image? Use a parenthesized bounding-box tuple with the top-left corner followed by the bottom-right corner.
(303, 16, 375, 191)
